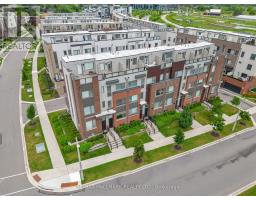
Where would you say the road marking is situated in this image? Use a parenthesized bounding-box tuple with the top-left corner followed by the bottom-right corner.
(0, 172, 26, 180)
(2, 186, 35, 196)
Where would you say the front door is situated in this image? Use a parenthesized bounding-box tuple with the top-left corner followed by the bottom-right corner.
(109, 117, 113, 128)
(102, 120, 106, 131)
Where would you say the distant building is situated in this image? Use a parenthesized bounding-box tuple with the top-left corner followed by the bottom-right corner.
(204, 9, 221, 16)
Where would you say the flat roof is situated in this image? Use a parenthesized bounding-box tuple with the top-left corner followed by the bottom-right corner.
(183, 27, 254, 38)
(62, 41, 213, 63)
(42, 28, 152, 37)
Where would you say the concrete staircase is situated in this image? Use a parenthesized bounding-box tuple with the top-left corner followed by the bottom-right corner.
(144, 119, 165, 140)
(106, 128, 125, 152)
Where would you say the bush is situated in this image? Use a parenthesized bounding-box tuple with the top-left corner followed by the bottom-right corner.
(174, 129, 185, 149)
(209, 96, 222, 107)
(60, 135, 69, 145)
(211, 115, 225, 132)
(115, 120, 144, 133)
(27, 104, 35, 121)
(231, 96, 240, 106)
(179, 107, 192, 129)
(133, 140, 145, 163)
(62, 145, 76, 153)
(80, 142, 93, 154)
(239, 111, 250, 121)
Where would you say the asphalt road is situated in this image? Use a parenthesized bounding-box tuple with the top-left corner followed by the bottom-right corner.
(0, 39, 34, 196)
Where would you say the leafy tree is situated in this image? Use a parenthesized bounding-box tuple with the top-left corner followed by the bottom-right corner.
(232, 5, 244, 16)
(80, 142, 93, 154)
(231, 96, 240, 106)
(22, 69, 28, 81)
(133, 140, 145, 163)
(174, 129, 185, 149)
(239, 111, 250, 121)
(27, 104, 35, 122)
(211, 115, 225, 132)
(179, 107, 192, 129)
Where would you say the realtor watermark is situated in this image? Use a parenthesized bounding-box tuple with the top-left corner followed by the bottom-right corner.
(0, 5, 40, 51)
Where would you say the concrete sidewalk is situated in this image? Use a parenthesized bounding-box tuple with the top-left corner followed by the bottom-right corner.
(32, 42, 66, 169)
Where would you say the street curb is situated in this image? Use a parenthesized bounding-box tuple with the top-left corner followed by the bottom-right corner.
(229, 179, 256, 196)
(32, 125, 256, 195)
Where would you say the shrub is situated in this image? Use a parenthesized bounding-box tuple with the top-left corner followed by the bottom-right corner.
(60, 135, 69, 145)
(231, 96, 240, 106)
(211, 115, 225, 132)
(27, 104, 35, 121)
(62, 145, 76, 153)
(179, 107, 192, 129)
(174, 129, 185, 149)
(133, 140, 145, 163)
(80, 142, 93, 153)
(209, 96, 222, 107)
(239, 111, 250, 121)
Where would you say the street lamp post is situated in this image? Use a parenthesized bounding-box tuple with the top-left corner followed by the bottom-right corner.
(75, 137, 84, 182)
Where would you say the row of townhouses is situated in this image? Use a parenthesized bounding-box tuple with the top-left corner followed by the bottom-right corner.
(176, 27, 256, 94)
(61, 42, 220, 138)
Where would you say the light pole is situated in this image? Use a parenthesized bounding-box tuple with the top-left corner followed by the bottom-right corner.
(75, 137, 84, 182)
(232, 110, 240, 132)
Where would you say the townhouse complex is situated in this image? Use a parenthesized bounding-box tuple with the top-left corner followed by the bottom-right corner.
(61, 42, 219, 137)
(40, 7, 255, 138)
(176, 27, 256, 94)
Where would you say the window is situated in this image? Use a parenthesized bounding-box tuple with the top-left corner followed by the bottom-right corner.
(154, 101, 162, 109)
(108, 100, 112, 108)
(160, 74, 164, 81)
(102, 101, 105, 108)
(117, 98, 126, 106)
(227, 49, 232, 54)
(80, 79, 85, 85)
(129, 95, 138, 102)
(82, 62, 93, 70)
(250, 54, 256, 61)
(128, 80, 137, 88)
(117, 112, 126, 119)
(247, 64, 252, 70)
(86, 120, 96, 131)
(175, 70, 183, 78)
(241, 73, 247, 78)
(129, 107, 138, 115)
(147, 76, 156, 84)
(140, 92, 143, 99)
(156, 89, 164, 96)
(107, 85, 111, 97)
(84, 106, 95, 116)
(196, 90, 201, 97)
(132, 58, 137, 65)
(82, 90, 93, 98)
(167, 86, 174, 93)
(63, 50, 67, 55)
(211, 86, 218, 94)
(73, 49, 80, 55)
(84, 48, 91, 54)
(116, 83, 125, 91)
(165, 97, 172, 106)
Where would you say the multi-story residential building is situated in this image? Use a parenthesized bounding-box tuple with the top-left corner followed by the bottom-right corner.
(176, 27, 256, 94)
(61, 42, 220, 138)
(42, 29, 162, 94)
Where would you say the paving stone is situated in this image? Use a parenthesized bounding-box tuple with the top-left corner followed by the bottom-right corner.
(36, 143, 45, 153)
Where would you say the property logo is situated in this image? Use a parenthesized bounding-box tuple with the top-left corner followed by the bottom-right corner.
(0, 5, 40, 51)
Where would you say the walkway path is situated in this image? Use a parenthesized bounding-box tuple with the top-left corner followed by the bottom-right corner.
(32, 42, 66, 169)
(161, 14, 183, 29)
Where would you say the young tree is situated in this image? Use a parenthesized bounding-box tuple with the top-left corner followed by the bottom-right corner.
(231, 96, 241, 106)
(179, 107, 192, 129)
(80, 142, 93, 154)
(27, 104, 35, 123)
(174, 129, 185, 150)
(133, 140, 145, 163)
(239, 111, 250, 121)
(211, 115, 225, 134)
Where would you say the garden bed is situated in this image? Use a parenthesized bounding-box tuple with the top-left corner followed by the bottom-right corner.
(48, 110, 110, 164)
(24, 117, 52, 172)
(22, 58, 34, 102)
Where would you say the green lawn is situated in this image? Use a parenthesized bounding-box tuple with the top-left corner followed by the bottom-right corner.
(48, 110, 111, 164)
(122, 132, 152, 148)
(115, 121, 152, 148)
(194, 110, 212, 125)
(187, 103, 206, 113)
(220, 103, 239, 116)
(22, 58, 34, 102)
(166, 12, 256, 35)
(37, 56, 46, 71)
(239, 185, 256, 196)
(153, 111, 192, 137)
(24, 117, 52, 172)
(38, 69, 59, 101)
(83, 118, 253, 183)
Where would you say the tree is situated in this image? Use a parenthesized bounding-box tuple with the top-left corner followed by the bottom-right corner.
(232, 5, 244, 16)
(231, 96, 240, 106)
(27, 104, 35, 122)
(239, 111, 250, 121)
(133, 140, 145, 163)
(174, 129, 185, 150)
(211, 115, 225, 133)
(179, 107, 192, 129)
(80, 142, 93, 154)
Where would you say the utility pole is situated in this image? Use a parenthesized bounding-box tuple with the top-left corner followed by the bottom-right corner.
(75, 137, 84, 182)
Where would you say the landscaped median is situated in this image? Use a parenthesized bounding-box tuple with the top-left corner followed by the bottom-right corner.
(239, 185, 256, 196)
(21, 58, 34, 102)
(24, 117, 53, 172)
(48, 110, 111, 164)
(82, 118, 253, 183)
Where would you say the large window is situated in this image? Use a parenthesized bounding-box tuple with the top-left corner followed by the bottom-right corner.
(129, 95, 138, 102)
(116, 83, 125, 91)
(154, 101, 162, 109)
(86, 120, 96, 131)
(116, 98, 126, 106)
(165, 97, 172, 106)
(195, 90, 201, 97)
(82, 62, 94, 70)
(167, 86, 174, 93)
(84, 105, 95, 116)
(156, 89, 164, 96)
(128, 80, 137, 88)
(82, 90, 93, 98)
(147, 76, 156, 84)
(129, 107, 138, 115)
